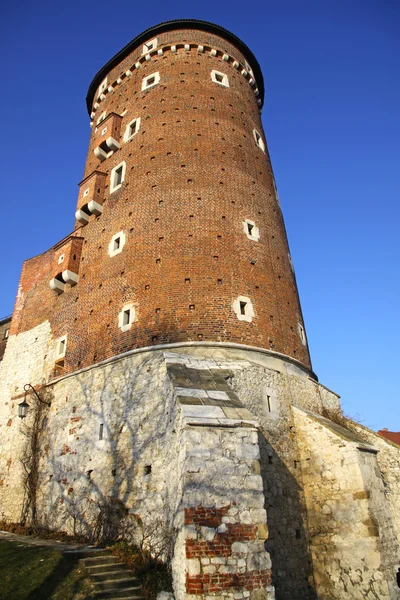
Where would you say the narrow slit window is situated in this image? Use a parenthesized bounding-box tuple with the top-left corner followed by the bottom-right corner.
(110, 162, 126, 193)
(142, 38, 157, 54)
(124, 117, 141, 141)
(266, 395, 272, 412)
(108, 231, 125, 257)
(253, 129, 266, 152)
(142, 72, 160, 91)
(243, 219, 260, 241)
(118, 303, 135, 331)
(114, 167, 123, 187)
(233, 296, 254, 322)
(211, 70, 229, 88)
(99, 423, 104, 440)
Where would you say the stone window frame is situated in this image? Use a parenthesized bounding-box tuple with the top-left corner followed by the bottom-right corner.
(253, 129, 265, 152)
(245, 60, 254, 78)
(142, 38, 158, 55)
(83, 188, 90, 198)
(110, 161, 126, 193)
(96, 111, 106, 126)
(232, 296, 255, 322)
(4, 328, 9, 339)
(142, 72, 160, 91)
(211, 70, 229, 88)
(298, 323, 307, 346)
(58, 254, 65, 265)
(118, 303, 136, 332)
(243, 219, 260, 242)
(98, 77, 108, 97)
(108, 230, 126, 257)
(123, 117, 141, 142)
(55, 335, 67, 361)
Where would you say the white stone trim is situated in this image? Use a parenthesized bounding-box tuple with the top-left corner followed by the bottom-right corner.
(110, 161, 126, 193)
(55, 335, 67, 360)
(50, 277, 65, 294)
(142, 38, 157, 55)
(83, 188, 89, 198)
(75, 209, 90, 224)
(96, 111, 106, 125)
(58, 254, 65, 265)
(141, 72, 160, 91)
(62, 270, 79, 286)
(243, 219, 260, 241)
(87, 200, 103, 216)
(233, 296, 255, 322)
(211, 70, 229, 88)
(98, 77, 107, 97)
(118, 303, 136, 332)
(253, 129, 265, 152)
(123, 117, 141, 142)
(298, 323, 307, 346)
(108, 230, 126, 257)
(89, 45, 263, 120)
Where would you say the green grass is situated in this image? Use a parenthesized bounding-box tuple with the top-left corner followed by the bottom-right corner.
(0, 540, 95, 600)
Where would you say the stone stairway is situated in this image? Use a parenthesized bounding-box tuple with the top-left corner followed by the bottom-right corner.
(64, 547, 144, 599)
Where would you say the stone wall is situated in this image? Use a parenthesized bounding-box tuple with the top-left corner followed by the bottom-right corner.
(1, 339, 399, 599)
(293, 407, 400, 600)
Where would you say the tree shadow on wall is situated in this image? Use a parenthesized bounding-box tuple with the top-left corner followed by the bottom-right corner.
(41, 352, 177, 549)
(257, 434, 318, 600)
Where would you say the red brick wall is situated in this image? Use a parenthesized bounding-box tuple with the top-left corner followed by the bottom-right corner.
(10, 26, 312, 374)
(185, 506, 271, 595)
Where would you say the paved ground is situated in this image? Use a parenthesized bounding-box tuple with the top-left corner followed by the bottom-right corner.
(0, 530, 96, 551)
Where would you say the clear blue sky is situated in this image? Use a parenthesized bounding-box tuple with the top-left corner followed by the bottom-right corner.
(1, 1, 399, 431)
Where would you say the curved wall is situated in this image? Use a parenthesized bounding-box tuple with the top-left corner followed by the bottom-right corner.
(11, 22, 312, 375)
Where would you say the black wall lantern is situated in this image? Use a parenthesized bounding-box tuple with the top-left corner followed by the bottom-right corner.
(18, 384, 51, 419)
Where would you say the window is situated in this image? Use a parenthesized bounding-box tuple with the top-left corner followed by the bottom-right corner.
(108, 231, 126, 257)
(232, 296, 254, 322)
(96, 111, 106, 125)
(98, 78, 107, 97)
(4, 328, 9, 339)
(253, 129, 265, 152)
(142, 72, 160, 91)
(118, 303, 136, 332)
(243, 219, 260, 241)
(110, 162, 126, 193)
(245, 60, 254, 78)
(58, 254, 65, 264)
(99, 423, 104, 440)
(211, 70, 229, 88)
(142, 38, 158, 54)
(83, 188, 89, 197)
(101, 126, 107, 136)
(298, 323, 307, 346)
(55, 335, 67, 362)
(124, 117, 141, 142)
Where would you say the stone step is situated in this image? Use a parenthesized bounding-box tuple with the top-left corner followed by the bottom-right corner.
(93, 586, 144, 599)
(81, 555, 117, 568)
(95, 578, 141, 591)
(86, 562, 126, 574)
(65, 547, 109, 559)
(92, 570, 135, 582)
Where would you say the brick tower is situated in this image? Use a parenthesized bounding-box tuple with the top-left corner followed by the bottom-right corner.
(1, 20, 399, 600)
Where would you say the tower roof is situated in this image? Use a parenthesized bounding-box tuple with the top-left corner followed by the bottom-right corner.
(86, 19, 265, 114)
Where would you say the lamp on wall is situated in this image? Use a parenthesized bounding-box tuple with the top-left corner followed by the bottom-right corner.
(18, 383, 51, 419)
